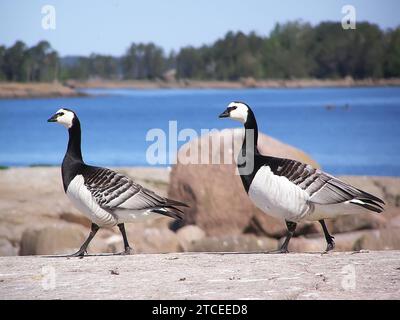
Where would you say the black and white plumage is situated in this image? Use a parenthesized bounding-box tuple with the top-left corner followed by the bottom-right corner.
(219, 101, 384, 253)
(48, 108, 188, 257)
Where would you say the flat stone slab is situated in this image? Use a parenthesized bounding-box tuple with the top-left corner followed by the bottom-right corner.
(0, 251, 399, 300)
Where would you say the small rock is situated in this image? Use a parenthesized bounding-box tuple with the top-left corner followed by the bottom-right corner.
(327, 212, 387, 234)
(354, 228, 400, 251)
(0, 238, 18, 256)
(176, 225, 206, 251)
(19, 223, 88, 255)
(104, 234, 124, 253)
(110, 268, 119, 275)
(125, 226, 182, 253)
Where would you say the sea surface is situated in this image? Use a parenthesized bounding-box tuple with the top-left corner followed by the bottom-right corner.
(0, 87, 400, 176)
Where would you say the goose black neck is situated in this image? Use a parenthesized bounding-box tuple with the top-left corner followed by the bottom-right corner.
(65, 118, 83, 162)
(242, 109, 259, 154)
(237, 107, 260, 192)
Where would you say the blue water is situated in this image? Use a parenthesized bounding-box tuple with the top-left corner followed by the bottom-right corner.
(0, 87, 400, 176)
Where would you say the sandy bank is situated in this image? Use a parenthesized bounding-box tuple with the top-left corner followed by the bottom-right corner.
(69, 77, 400, 90)
(2, 77, 399, 100)
(0, 82, 84, 99)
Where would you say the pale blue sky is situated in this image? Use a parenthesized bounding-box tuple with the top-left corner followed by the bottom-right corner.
(1, 0, 399, 56)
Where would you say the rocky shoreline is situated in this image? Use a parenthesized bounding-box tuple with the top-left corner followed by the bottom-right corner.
(1, 77, 400, 99)
(0, 166, 399, 257)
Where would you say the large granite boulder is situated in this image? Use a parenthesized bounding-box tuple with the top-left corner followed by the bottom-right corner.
(19, 223, 113, 256)
(168, 129, 319, 238)
(168, 129, 400, 239)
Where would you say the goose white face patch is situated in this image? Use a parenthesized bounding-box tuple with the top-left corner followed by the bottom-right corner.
(228, 102, 248, 123)
(56, 108, 75, 128)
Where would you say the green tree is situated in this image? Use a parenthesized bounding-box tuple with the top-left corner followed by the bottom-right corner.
(2, 21, 399, 82)
(176, 46, 206, 79)
(3, 41, 28, 81)
(88, 54, 119, 79)
(211, 31, 264, 80)
(310, 22, 384, 79)
(60, 56, 90, 80)
(122, 43, 166, 79)
(262, 21, 315, 79)
(0, 45, 5, 80)
(384, 27, 400, 77)
(27, 41, 59, 81)
(351, 22, 385, 78)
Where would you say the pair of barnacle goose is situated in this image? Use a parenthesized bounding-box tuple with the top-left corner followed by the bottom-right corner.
(48, 102, 384, 256)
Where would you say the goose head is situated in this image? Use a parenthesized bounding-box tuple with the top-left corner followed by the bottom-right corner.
(219, 101, 250, 124)
(47, 108, 76, 129)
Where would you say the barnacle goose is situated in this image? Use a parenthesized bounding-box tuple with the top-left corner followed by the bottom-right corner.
(48, 108, 188, 257)
(219, 102, 384, 253)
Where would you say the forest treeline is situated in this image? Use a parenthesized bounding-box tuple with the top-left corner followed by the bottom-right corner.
(1, 21, 399, 82)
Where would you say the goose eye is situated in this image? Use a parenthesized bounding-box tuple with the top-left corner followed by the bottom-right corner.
(228, 106, 237, 111)
(58, 112, 64, 116)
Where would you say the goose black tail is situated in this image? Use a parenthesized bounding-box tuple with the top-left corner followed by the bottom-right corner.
(151, 197, 189, 220)
(351, 196, 385, 213)
(152, 207, 185, 220)
(165, 198, 190, 208)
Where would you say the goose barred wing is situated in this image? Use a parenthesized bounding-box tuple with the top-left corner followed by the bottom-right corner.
(82, 167, 186, 213)
(263, 156, 384, 211)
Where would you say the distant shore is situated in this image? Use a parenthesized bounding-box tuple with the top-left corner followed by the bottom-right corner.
(1, 77, 400, 98)
(0, 82, 85, 99)
(69, 77, 400, 90)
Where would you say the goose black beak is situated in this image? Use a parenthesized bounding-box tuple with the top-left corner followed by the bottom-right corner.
(219, 109, 230, 118)
(47, 114, 58, 122)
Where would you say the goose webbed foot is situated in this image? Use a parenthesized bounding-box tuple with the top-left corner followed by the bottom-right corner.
(324, 236, 335, 253)
(266, 220, 296, 254)
(116, 223, 133, 256)
(67, 249, 87, 258)
(64, 223, 99, 258)
(115, 246, 133, 255)
(266, 247, 289, 254)
(319, 220, 335, 253)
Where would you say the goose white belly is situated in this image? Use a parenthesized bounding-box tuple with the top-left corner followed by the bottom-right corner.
(248, 166, 310, 222)
(66, 175, 117, 227)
